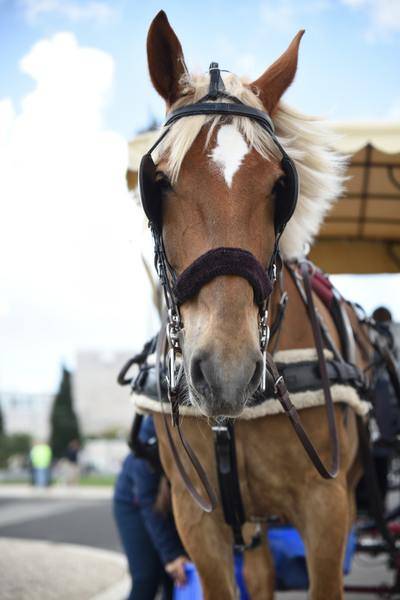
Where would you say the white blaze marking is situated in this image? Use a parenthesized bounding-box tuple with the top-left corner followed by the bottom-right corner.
(210, 124, 249, 188)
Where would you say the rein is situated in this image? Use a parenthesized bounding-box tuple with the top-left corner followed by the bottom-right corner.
(153, 259, 342, 519)
(273, 261, 340, 478)
(156, 322, 218, 513)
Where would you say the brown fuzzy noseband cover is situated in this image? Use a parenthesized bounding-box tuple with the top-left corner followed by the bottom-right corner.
(174, 247, 273, 307)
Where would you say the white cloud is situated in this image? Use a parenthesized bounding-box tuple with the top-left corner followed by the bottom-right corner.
(0, 32, 157, 393)
(20, 0, 115, 23)
(341, 0, 400, 39)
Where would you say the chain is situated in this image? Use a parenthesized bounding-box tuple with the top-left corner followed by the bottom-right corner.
(165, 308, 184, 426)
(259, 308, 270, 392)
(259, 260, 276, 392)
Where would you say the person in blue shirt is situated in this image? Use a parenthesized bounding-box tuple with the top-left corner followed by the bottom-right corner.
(113, 416, 187, 600)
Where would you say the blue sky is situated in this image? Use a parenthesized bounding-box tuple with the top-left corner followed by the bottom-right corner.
(2, 0, 400, 138)
(0, 0, 399, 395)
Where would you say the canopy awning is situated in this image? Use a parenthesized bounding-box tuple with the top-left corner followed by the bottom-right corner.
(310, 122, 400, 273)
(127, 122, 400, 274)
(127, 131, 157, 191)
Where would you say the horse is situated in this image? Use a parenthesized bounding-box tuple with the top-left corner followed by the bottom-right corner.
(139, 11, 371, 600)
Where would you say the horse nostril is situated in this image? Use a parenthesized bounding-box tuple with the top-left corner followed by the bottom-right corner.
(248, 358, 263, 393)
(190, 354, 212, 396)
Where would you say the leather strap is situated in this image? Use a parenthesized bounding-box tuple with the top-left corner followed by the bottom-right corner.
(213, 422, 247, 549)
(286, 262, 343, 363)
(300, 260, 340, 476)
(165, 102, 275, 133)
(260, 259, 340, 479)
(268, 287, 288, 354)
(264, 260, 340, 479)
(264, 351, 339, 479)
(155, 326, 217, 513)
(208, 62, 226, 99)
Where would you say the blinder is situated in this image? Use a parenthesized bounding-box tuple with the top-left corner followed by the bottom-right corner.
(139, 154, 163, 234)
(139, 128, 170, 235)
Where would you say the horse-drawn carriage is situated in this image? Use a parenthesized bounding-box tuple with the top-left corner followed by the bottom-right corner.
(121, 11, 400, 599)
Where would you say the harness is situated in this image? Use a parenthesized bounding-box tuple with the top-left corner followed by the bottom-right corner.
(131, 63, 356, 549)
(119, 264, 368, 550)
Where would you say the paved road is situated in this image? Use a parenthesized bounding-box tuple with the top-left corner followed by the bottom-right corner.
(0, 497, 121, 552)
(0, 491, 395, 599)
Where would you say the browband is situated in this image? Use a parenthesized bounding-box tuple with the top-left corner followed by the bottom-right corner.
(174, 247, 273, 307)
(165, 102, 275, 134)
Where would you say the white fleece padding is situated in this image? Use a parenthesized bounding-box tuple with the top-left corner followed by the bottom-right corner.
(129, 348, 370, 419)
(273, 347, 334, 364)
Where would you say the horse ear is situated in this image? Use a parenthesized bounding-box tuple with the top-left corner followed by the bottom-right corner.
(147, 11, 187, 105)
(251, 30, 305, 114)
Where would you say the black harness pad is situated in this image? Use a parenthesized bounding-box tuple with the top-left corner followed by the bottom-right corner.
(139, 152, 163, 233)
(273, 154, 299, 233)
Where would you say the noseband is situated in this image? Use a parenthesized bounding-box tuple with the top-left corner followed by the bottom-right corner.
(175, 247, 273, 306)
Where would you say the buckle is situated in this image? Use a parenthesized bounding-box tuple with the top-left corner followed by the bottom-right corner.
(272, 263, 277, 282)
(274, 375, 284, 394)
(211, 424, 229, 433)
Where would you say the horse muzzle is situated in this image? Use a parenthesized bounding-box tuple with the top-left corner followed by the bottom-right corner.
(187, 350, 263, 417)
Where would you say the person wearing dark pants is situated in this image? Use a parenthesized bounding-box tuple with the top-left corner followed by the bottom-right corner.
(114, 497, 173, 599)
(113, 416, 187, 600)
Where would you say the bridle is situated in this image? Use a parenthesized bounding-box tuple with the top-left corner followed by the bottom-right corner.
(138, 63, 340, 530)
(140, 63, 299, 400)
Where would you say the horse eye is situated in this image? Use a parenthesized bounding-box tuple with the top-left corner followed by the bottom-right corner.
(271, 175, 285, 197)
(155, 171, 172, 190)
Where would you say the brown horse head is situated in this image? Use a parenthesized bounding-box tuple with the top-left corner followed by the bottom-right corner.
(145, 12, 328, 418)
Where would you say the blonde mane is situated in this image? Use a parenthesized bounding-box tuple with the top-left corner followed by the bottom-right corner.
(154, 72, 346, 260)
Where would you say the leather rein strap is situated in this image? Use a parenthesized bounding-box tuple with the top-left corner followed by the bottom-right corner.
(264, 354, 339, 479)
(298, 261, 340, 476)
(155, 258, 340, 523)
(265, 260, 339, 479)
(156, 324, 218, 513)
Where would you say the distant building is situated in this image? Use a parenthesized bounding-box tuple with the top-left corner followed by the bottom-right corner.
(0, 352, 138, 440)
(0, 392, 53, 439)
(73, 350, 135, 436)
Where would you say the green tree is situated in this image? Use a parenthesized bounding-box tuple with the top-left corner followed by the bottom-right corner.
(0, 433, 31, 469)
(0, 401, 4, 436)
(50, 367, 81, 459)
